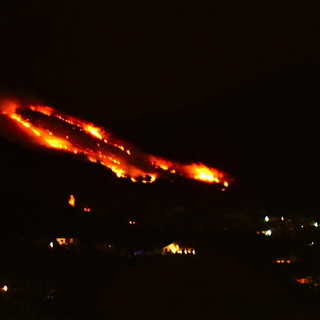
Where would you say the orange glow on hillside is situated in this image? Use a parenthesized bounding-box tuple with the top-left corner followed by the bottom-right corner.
(185, 164, 223, 183)
(295, 277, 312, 285)
(83, 206, 91, 213)
(0, 100, 231, 186)
(68, 195, 75, 207)
(149, 156, 229, 185)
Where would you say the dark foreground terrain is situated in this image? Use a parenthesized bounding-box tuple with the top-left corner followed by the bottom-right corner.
(107, 255, 319, 320)
(1, 247, 319, 320)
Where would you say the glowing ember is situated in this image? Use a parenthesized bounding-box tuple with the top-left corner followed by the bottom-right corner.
(68, 195, 76, 207)
(274, 259, 292, 264)
(0, 100, 231, 186)
(295, 277, 312, 285)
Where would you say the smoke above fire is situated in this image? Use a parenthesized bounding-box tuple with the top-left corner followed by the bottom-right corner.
(0, 99, 231, 187)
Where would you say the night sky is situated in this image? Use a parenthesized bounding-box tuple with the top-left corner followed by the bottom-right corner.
(1, 1, 320, 213)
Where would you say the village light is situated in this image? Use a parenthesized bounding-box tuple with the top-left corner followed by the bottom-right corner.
(264, 216, 269, 222)
(162, 243, 195, 255)
(262, 230, 272, 236)
(1, 285, 8, 292)
(56, 238, 75, 246)
(314, 222, 318, 228)
(49, 242, 54, 248)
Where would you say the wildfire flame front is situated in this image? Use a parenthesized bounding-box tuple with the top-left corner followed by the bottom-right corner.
(0, 100, 231, 186)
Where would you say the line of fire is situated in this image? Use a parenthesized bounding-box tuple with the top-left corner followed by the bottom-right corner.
(0, 100, 231, 187)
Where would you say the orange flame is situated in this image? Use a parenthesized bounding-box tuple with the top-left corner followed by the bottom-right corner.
(83, 206, 91, 213)
(68, 195, 75, 207)
(0, 100, 231, 186)
(148, 156, 229, 185)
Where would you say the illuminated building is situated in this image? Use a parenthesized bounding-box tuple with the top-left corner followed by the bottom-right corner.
(161, 242, 196, 255)
(55, 238, 79, 247)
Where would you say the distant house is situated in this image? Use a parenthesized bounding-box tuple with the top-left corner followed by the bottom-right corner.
(32, 234, 79, 249)
(55, 237, 79, 247)
(161, 242, 195, 255)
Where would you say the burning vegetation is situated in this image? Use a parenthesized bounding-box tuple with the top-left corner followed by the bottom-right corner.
(0, 100, 231, 186)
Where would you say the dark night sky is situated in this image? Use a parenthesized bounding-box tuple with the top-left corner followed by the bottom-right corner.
(1, 1, 320, 213)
